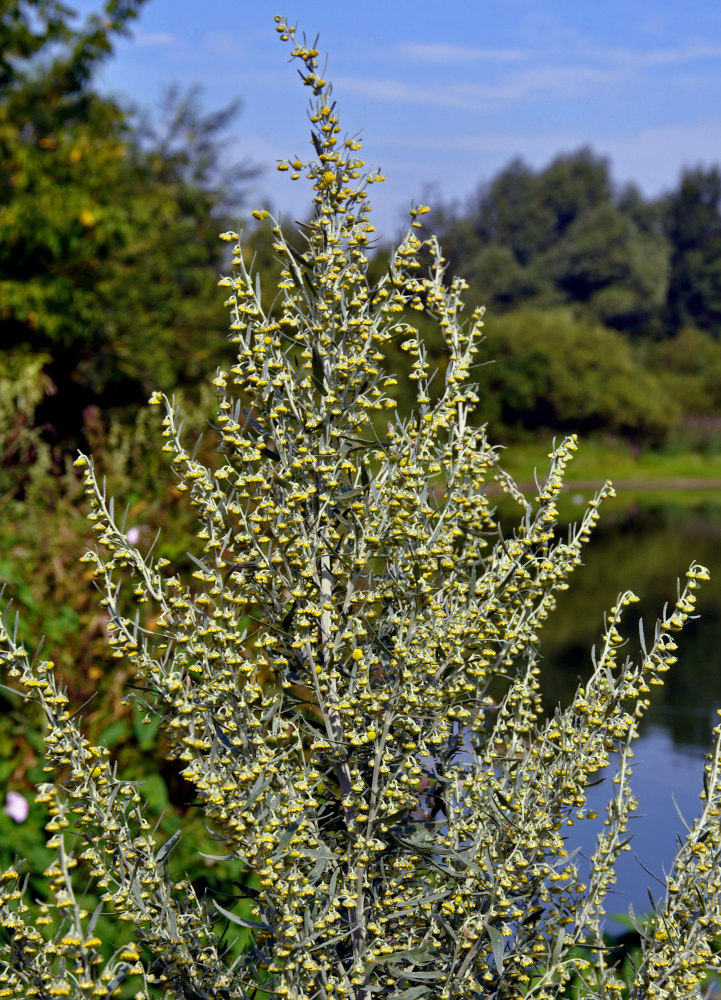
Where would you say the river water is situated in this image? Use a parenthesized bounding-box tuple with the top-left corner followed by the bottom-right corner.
(511, 497, 721, 933)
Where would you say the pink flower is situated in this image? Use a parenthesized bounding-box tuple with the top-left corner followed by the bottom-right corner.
(4, 791, 29, 823)
(126, 526, 141, 545)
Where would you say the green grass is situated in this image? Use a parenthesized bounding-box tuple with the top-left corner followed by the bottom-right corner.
(496, 436, 721, 488)
(489, 437, 721, 523)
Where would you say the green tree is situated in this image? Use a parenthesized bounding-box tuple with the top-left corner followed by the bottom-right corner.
(473, 149, 611, 265)
(0, 0, 256, 449)
(646, 326, 721, 416)
(543, 203, 669, 332)
(435, 150, 670, 334)
(665, 166, 721, 337)
(477, 307, 677, 442)
(437, 149, 611, 287)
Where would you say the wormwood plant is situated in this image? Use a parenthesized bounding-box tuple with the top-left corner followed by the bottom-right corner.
(1, 16, 721, 1000)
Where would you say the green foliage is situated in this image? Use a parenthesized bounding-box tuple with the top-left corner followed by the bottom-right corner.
(0, 347, 55, 498)
(1, 16, 721, 1000)
(0, 382, 215, 891)
(476, 307, 677, 442)
(0, 384, 214, 682)
(434, 149, 668, 335)
(543, 204, 668, 331)
(463, 149, 611, 267)
(666, 167, 721, 336)
(0, 1, 140, 95)
(0, 0, 256, 448)
(645, 327, 721, 423)
(429, 148, 721, 444)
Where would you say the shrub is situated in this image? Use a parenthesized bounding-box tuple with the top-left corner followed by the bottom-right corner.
(646, 326, 721, 422)
(1, 16, 720, 1000)
(475, 307, 678, 444)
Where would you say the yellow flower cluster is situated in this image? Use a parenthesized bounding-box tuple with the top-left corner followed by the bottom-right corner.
(0, 15, 719, 1000)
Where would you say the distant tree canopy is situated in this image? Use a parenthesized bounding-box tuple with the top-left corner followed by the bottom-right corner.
(3, 5, 720, 458)
(434, 148, 721, 342)
(666, 166, 721, 336)
(475, 307, 677, 443)
(0, 0, 257, 447)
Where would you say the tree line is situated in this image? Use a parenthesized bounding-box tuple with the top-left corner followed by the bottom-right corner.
(3, 1, 721, 462)
(425, 151, 721, 442)
(434, 149, 721, 340)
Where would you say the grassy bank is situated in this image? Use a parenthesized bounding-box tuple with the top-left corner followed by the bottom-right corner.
(492, 437, 721, 521)
(498, 436, 721, 488)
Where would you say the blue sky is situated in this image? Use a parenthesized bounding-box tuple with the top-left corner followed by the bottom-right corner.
(69, 0, 721, 240)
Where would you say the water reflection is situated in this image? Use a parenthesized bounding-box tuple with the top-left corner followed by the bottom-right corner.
(539, 501, 721, 745)
(515, 500, 721, 928)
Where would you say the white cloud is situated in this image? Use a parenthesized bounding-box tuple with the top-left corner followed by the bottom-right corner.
(202, 32, 248, 58)
(397, 36, 721, 72)
(492, 63, 626, 99)
(334, 75, 479, 109)
(372, 40, 721, 112)
(135, 31, 179, 48)
(222, 119, 721, 238)
(398, 42, 527, 63)
(582, 42, 721, 69)
(375, 120, 721, 200)
(333, 62, 628, 111)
